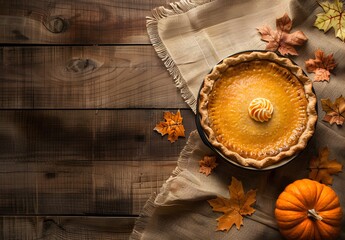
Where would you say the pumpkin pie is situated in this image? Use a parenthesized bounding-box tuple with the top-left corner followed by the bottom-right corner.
(198, 51, 317, 169)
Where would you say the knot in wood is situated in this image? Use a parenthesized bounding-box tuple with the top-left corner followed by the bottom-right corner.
(45, 16, 67, 33)
(66, 59, 97, 73)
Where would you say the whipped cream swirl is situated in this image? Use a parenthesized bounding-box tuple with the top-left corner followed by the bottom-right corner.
(248, 98, 273, 122)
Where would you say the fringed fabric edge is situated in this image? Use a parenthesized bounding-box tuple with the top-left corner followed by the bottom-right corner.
(130, 130, 200, 239)
(146, 0, 214, 113)
(173, 130, 200, 173)
(131, 1, 213, 237)
(155, 130, 200, 205)
(129, 193, 157, 240)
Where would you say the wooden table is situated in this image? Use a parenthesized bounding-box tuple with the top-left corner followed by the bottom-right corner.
(0, 1, 195, 238)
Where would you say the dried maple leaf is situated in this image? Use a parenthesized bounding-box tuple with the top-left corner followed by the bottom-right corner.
(257, 13, 308, 56)
(154, 110, 185, 143)
(199, 155, 218, 176)
(321, 95, 345, 126)
(314, 0, 345, 42)
(305, 49, 337, 82)
(208, 177, 256, 232)
(309, 147, 343, 185)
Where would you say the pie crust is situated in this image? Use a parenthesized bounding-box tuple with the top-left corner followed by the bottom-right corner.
(198, 51, 317, 169)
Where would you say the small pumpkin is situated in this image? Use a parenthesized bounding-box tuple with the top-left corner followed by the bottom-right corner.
(275, 179, 343, 240)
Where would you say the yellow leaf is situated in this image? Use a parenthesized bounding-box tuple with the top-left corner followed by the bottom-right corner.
(314, 0, 345, 41)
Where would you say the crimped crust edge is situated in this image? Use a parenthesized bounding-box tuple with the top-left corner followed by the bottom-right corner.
(198, 51, 317, 169)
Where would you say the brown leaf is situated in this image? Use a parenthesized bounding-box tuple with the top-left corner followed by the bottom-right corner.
(208, 177, 256, 232)
(154, 110, 185, 143)
(309, 147, 343, 185)
(199, 155, 218, 176)
(321, 95, 345, 126)
(305, 49, 337, 82)
(257, 13, 307, 56)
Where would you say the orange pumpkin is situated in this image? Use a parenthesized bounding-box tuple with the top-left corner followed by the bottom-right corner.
(275, 179, 343, 240)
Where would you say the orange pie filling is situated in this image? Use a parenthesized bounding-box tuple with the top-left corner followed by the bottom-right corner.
(207, 60, 308, 160)
(198, 51, 317, 168)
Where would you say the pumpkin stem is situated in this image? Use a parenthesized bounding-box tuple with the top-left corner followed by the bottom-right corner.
(307, 209, 323, 221)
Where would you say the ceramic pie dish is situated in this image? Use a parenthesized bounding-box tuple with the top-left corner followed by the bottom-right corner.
(196, 50, 317, 170)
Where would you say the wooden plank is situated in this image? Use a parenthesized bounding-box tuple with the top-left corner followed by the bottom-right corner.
(0, 0, 172, 44)
(0, 109, 194, 215)
(0, 160, 175, 215)
(0, 216, 135, 239)
(0, 46, 188, 109)
(0, 109, 194, 162)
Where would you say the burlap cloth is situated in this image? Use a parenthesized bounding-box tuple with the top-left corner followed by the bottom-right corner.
(131, 0, 345, 239)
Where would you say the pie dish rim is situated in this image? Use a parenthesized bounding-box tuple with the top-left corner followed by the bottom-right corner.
(196, 50, 318, 170)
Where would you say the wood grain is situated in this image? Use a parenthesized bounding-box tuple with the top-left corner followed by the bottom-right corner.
(0, 109, 195, 162)
(0, 46, 189, 109)
(0, 0, 197, 238)
(0, 0, 174, 44)
(1, 216, 135, 239)
(0, 159, 176, 215)
(0, 109, 195, 215)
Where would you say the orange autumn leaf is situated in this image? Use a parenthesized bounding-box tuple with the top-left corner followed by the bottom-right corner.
(208, 177, 256, 232)
(321, 95, 345, 126)
(309, 147, 343, 185)
(154, 110, 185, 143)
(199, 155, 218, 176)
(305, 49, 337, 82)
(257, 13, 307, 56)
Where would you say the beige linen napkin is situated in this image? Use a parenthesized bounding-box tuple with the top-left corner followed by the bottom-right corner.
(131, 0, 345, 239)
